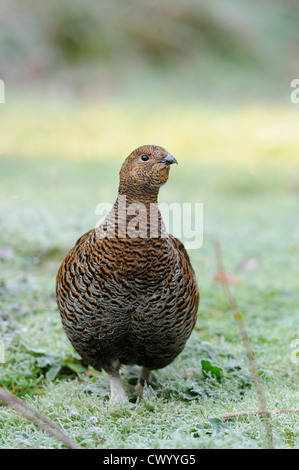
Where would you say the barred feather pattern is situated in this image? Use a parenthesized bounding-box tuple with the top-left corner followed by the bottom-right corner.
(56, 145, 199, 386)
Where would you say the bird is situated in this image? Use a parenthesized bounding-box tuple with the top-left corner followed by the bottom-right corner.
(56, 145, 199, 401)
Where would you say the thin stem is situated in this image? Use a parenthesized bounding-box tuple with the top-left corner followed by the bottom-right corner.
(213, 239, 275, 449)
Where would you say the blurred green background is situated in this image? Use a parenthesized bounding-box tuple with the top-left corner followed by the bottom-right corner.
(1, 0, 299, 161)
(2, 0, 299, 102)
(0, 0, 299, 449)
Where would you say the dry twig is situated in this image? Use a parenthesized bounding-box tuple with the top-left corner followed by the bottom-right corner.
(213, 239, 275, 449)
(0, 387, 80, 449)
(204, 408, 299, 421)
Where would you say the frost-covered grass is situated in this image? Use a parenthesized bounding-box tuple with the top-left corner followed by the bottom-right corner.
(0, 101, 298, 448)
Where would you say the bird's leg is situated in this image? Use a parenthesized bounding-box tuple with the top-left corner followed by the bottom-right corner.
(109, 370, 127, 403)
(135, 367, 152, 393)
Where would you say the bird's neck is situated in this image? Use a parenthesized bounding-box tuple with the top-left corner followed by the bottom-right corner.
(117, 183, 159, 205)
(97, 185, 167, 240)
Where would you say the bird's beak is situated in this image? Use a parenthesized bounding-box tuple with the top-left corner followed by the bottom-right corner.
(159, 154, 178, 165)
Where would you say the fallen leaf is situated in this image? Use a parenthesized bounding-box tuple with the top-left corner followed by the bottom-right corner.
(239, 257, 261, 271)
(213, 271, 242, 285)
(0, 246, 15, 260)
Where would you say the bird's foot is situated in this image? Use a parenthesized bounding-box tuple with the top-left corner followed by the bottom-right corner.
(109, 372, 127, 403)
(135, 367, 153, 396)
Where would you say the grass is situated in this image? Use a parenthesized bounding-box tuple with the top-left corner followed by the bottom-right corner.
(0, 99, 299, 449)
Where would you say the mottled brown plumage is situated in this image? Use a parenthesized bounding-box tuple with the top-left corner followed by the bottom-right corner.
(56, 145, 199, 401)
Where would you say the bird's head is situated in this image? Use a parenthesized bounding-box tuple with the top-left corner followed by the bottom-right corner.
(118, 145, 178, 200)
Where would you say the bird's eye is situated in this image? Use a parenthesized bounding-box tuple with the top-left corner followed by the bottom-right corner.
(141, 155, 149, 162)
